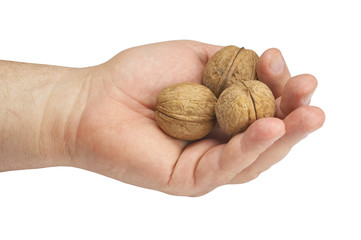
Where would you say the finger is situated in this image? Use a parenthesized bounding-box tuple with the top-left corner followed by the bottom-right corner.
(257, 48, 291, 98)
(193, 118, 285, 192)
(275, 97, 286, 119)
(229, 106, 325, 184)
(164, 138, 220, 196)
(280, 74, 318, 116)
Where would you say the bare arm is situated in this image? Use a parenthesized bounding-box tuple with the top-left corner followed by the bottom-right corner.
(0, 60, 90, 171)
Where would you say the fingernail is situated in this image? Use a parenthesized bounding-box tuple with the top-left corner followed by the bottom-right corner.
(269, 52, 284, 74)
(302, 92, 314, 106)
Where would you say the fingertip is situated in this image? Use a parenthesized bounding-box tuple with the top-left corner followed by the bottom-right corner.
(257, 49, 272, 76)
(308, 106, 326, 131)
(284, 74, 318, 95)
(300, 74, 318, 105)
(285, 106, 326, 134)
(281, 74, 319, 115)
(257, 48, 290, 98)
(243, 118, 286, 151)
(258, 48, 283, 74)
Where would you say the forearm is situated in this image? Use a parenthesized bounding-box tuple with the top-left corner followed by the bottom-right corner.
(0, 60, 91, 172)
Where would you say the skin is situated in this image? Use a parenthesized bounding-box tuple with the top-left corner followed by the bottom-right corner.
(0, 40, 325, 196)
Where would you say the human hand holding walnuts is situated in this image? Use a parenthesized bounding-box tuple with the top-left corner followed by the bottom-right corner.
(65, 40, 324, 196)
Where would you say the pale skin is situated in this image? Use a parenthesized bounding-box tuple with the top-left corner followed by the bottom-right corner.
(0, 40, 325, 196)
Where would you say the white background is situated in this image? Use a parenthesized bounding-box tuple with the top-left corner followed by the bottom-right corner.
(1, 0, 360, 239)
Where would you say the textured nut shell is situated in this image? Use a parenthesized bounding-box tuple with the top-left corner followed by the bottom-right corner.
(215, 80, 276, 136)
(225, 48, 259, 88)
(155, 82, 217, 141)
(202, 45, 239, 97)
(246, 80, 277, 119)
(215, 83, 256, 136)
(203, 45, 259, 97)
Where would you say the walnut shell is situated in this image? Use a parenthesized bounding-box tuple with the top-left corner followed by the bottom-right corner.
(215, 80, 276, 136)
(155, 82, 217, 141)
(203, 45, 259, 97)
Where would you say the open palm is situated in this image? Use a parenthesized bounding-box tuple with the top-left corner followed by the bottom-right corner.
(74, 40, 325, 196)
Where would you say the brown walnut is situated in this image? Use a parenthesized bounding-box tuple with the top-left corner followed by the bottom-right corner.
(155, 82, 217, 141)
(215, 80, 276, 136)
(202, 45, 259, 97)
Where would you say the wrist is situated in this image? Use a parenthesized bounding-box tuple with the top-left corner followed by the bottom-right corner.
(0, 61, 93, 171)
(39, 67, 94, 168)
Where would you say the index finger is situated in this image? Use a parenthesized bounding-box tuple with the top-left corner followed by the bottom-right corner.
(257, 48, 291, 98)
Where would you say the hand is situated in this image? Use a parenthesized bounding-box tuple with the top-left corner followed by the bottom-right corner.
(71, 40, 325, 196)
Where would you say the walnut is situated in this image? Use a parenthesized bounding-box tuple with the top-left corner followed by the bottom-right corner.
(215, 80, 276, 136)
(155, 82, 217, 141)
(202, 45, 259, 97)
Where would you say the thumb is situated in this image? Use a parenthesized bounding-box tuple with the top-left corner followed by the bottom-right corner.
(194, 118, 285, 192)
